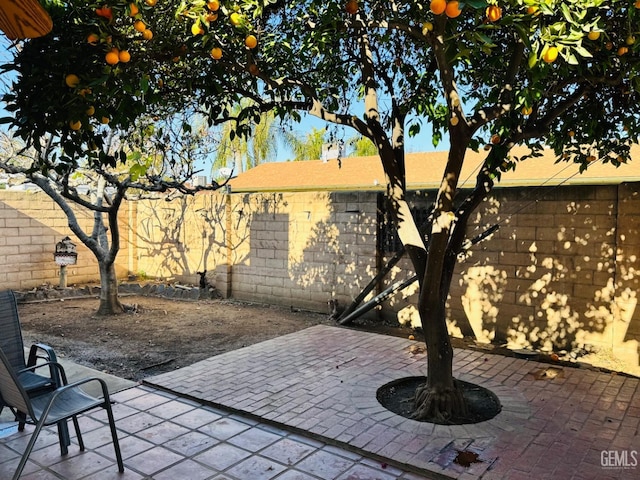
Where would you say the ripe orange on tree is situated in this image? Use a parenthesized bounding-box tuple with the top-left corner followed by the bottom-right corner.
(245, 34, 257, 49)
(618, 46, 629, 56)
(430, 0, 446, 15)
(142, 29, 153, 40)
(542, 46, 558, 63)
(145, 0, 157, 6)
(129, 3, 139, 16)
(210, 47, 222, 60)
(345, 0, 358, 14)
(486, 5, 502, 22)
(95, 6, 112, 21)
(490, 133, 501, 144)
(118, 50, 131, 63)
(587, 31, 600, 41)
(65, 74, 80, 88)
(105, 48, 120, 65)
(445, 1, 462, 18)
(134, 20, 146, 32)
(87, 33, 99, 45)
(69, 120, 81, 131)
(207, 0, 220, 11)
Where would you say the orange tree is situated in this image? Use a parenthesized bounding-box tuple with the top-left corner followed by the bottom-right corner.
(1, 1, 223, 314)
(3, 0, 640, 420)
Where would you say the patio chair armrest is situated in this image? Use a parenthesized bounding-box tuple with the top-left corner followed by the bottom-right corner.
(17, 360, 69, 386)
(51, 376, 111, 403)
(27, 343, 58, 367)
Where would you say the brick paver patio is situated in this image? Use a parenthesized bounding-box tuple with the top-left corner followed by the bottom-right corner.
(145, 325, 640, 480)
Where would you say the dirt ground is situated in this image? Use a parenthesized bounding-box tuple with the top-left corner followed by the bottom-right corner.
(18, 295, 335, 382)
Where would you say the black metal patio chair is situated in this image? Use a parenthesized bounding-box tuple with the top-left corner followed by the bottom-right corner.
(0, 346, 124, 479)
(0, 289, 70, 450)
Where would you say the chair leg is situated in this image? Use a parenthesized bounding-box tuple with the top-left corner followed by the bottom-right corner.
(16, 411, 26, 431)
(57, 420, 69, 455)
(12, 419, 46, 480)
(104, 402, 124, 472)
(71, 416, 84, 451)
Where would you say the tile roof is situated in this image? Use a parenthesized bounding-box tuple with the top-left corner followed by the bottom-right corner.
(228, 145, 640, 193)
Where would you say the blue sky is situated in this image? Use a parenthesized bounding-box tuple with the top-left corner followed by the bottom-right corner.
(272, 108, 450, 163)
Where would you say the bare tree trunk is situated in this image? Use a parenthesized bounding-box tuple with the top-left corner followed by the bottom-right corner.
(97, 261, 123, 315)
(410, 134, 471, 421)
(412, 265, 467, 422)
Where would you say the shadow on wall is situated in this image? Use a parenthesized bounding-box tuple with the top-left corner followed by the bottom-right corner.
(288, 192, 378, 313)
(448, 184, 640, 375)
(130, 184, 640, 375)
(135, 194, 231, 283)
(231, 191, 378, 314)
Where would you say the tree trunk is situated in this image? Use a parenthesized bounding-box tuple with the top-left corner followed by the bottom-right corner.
(412, 273, 467, 422)
(410, 124, 471, 421)
(97, 261, 124, 315)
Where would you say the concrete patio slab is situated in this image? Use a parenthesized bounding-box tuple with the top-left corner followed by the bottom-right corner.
(0, 384, 428, 479)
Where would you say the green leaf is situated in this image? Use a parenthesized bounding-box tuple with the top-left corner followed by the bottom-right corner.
(129, 163, 147, 182)
(463, 0, 489, 8)
(560, 3, 574, 23)
(573, 45, 593, 58)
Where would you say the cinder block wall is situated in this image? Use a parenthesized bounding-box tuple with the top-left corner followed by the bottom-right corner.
(226, 191, 378, 312)
(131, 184, 639, 369)
(2, 183, 638, 371)
(450, 184, 620, 347)
(0, 191, 130, 289)
(612, 183, 640, 359)
(387, 183, 639, 371)
(135, 193, 228, 286)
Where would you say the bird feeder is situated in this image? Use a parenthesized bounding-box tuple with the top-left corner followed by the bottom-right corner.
(54, 236, 77, 288)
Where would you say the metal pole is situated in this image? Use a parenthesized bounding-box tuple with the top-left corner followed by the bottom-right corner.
(59, 265, 67, 288)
